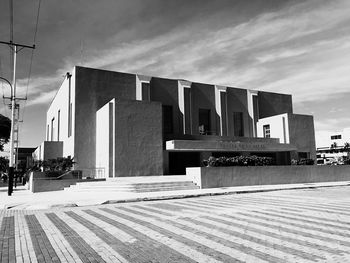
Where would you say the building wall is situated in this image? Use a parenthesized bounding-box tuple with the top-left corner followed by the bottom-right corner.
(317, 128, 350, 149)
(96, 99, 163, 177)
(258, 91, 293, 118)
(257, 113, 290, 144)
(187, 165, 350, 189)
(96, 100, 112, 178)
(150, 77, 182, 134)
(74, 67, 136, 169)
(288, 114, 316, 160)
(257, 113, 316, 160)
(46, 70, 75, 158)
(227, 88, 251, 137)
(191, 83, 217, 135)
(32, 141, 63, 161)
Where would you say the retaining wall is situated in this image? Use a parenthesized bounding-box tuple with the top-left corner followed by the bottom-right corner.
(186, 166, 350, 189)
(28, 171, 104, 193)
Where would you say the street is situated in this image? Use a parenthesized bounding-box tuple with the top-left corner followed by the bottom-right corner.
(1, 186, 350, 262)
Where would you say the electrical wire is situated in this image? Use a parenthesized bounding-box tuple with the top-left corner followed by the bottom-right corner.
(19, 0, 42, 147)
(9, 0, 14, 78)
(20, 0, 42, 125)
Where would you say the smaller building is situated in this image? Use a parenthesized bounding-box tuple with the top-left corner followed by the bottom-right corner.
(257, 113, 316, 160)
(16, 147, 36, 174)
(316, 128, 350, 164)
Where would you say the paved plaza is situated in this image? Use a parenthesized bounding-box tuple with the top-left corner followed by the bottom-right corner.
(1, 186, 350, 262)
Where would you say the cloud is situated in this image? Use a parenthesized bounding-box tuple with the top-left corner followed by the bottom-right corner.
(17, 0, 350, 107)
(6, 0, 350, 148)
(26, 89, 58, 106)
(255, 48, 309, 63)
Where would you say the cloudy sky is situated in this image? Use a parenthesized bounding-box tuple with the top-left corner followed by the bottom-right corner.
(0, 0, 349, 149)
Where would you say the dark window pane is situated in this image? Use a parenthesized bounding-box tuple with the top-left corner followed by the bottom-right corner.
(220, 92, 227, 136)
(233, 112, 244, 137)
(162, 105, 173, 134)
(199, 109, 211, 135)
(141, 82, 150, 101)
(184, 88, 192, 134)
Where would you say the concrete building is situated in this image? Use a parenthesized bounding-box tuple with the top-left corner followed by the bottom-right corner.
(34, 66, 316, 177)
(316, 128, 350, 164)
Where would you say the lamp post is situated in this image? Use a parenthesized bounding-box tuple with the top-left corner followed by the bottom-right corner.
(0, 41, 35, 196)
(0, 76, 14, 196)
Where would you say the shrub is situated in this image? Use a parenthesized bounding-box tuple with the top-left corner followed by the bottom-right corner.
(204, 155, 275, 167)
(344, 157, 350, 165)
(29, 156, 75, 177)
(292, 158, 315, 165)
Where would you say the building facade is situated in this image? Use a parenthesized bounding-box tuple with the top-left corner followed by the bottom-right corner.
(316, 128, 350, 164)
(35, 66, 316, 177)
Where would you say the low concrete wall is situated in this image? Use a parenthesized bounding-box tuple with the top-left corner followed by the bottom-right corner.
(186, 166, 350, 189)
(30, 178, 80, 193)
(28, 171, 104, 193)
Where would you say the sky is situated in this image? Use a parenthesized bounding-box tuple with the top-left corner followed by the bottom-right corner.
(0, 0, 349, 151)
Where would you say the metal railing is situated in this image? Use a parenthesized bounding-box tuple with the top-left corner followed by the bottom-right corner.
(74, 167, 106, 179)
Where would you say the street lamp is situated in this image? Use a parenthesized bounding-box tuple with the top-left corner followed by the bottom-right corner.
(0, 76, 14, 196)
(0, 76, 12, 98)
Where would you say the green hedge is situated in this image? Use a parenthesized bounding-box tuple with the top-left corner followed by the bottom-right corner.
(291, 159, 314, 165)
(29, 156, 75, 177)
(204, 155, 275, 167)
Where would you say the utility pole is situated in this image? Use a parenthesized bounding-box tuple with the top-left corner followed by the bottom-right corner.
(0, 40, 35, 196)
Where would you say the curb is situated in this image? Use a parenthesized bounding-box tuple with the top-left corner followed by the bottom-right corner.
(99, 182, 350, 206)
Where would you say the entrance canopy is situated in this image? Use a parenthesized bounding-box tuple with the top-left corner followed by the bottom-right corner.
(166, 140, 297, 152)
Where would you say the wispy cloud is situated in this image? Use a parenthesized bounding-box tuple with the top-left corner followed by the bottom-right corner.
(20, 0, 350, 106)
(6, 0, 350, 146)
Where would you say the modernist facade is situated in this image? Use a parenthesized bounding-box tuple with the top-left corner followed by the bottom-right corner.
(34, 66, 316, 177)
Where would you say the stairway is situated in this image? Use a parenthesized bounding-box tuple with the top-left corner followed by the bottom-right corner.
(64, 175, 200, 193)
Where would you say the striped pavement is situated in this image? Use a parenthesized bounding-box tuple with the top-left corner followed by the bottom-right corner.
(1, 187, 350, 262)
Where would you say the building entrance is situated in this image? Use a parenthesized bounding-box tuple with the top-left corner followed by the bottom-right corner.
(168, 152, 201, 175)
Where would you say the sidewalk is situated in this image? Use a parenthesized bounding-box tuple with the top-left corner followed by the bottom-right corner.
(1, 181, 350, 210)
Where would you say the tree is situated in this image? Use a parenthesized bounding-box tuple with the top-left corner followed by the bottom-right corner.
(0, 114, 11, 151)
(0, 156, 9, 182)
(344, 142, 350, 157)
(331, 142, 338, 149)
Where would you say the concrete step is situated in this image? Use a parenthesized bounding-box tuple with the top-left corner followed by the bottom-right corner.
(65, 185, 200, 193)
(73, 181, 195, 189)
(64, 175, 199, 193)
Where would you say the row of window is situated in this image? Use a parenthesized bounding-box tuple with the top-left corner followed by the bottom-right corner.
(331, 134, 342, 140)
(47, 75, 72, 141)
(162, 105, 245, 136)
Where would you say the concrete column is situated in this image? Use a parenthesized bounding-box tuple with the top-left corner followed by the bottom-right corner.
(178, 80, 192, 134)
(136, 75, 152, 101)
(215, 85, 227, 136)
(247, 89, 259, 137)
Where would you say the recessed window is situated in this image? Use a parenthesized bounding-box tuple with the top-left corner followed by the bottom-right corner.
(57, 110, 60, 141)
(199, 109, 211, 135)
(51, 118, 55, 141)
(233, 112, 244, 137)
(141, 82, 150, 101)
(263, 124, 270, 138)
(162, 105, 173, 134)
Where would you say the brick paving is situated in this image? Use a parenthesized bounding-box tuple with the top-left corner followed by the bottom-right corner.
(1, 186, 350, 262)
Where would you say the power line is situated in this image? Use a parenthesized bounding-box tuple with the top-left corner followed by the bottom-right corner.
(9, 0, 14, 80)
(21, 0, 42, 129)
